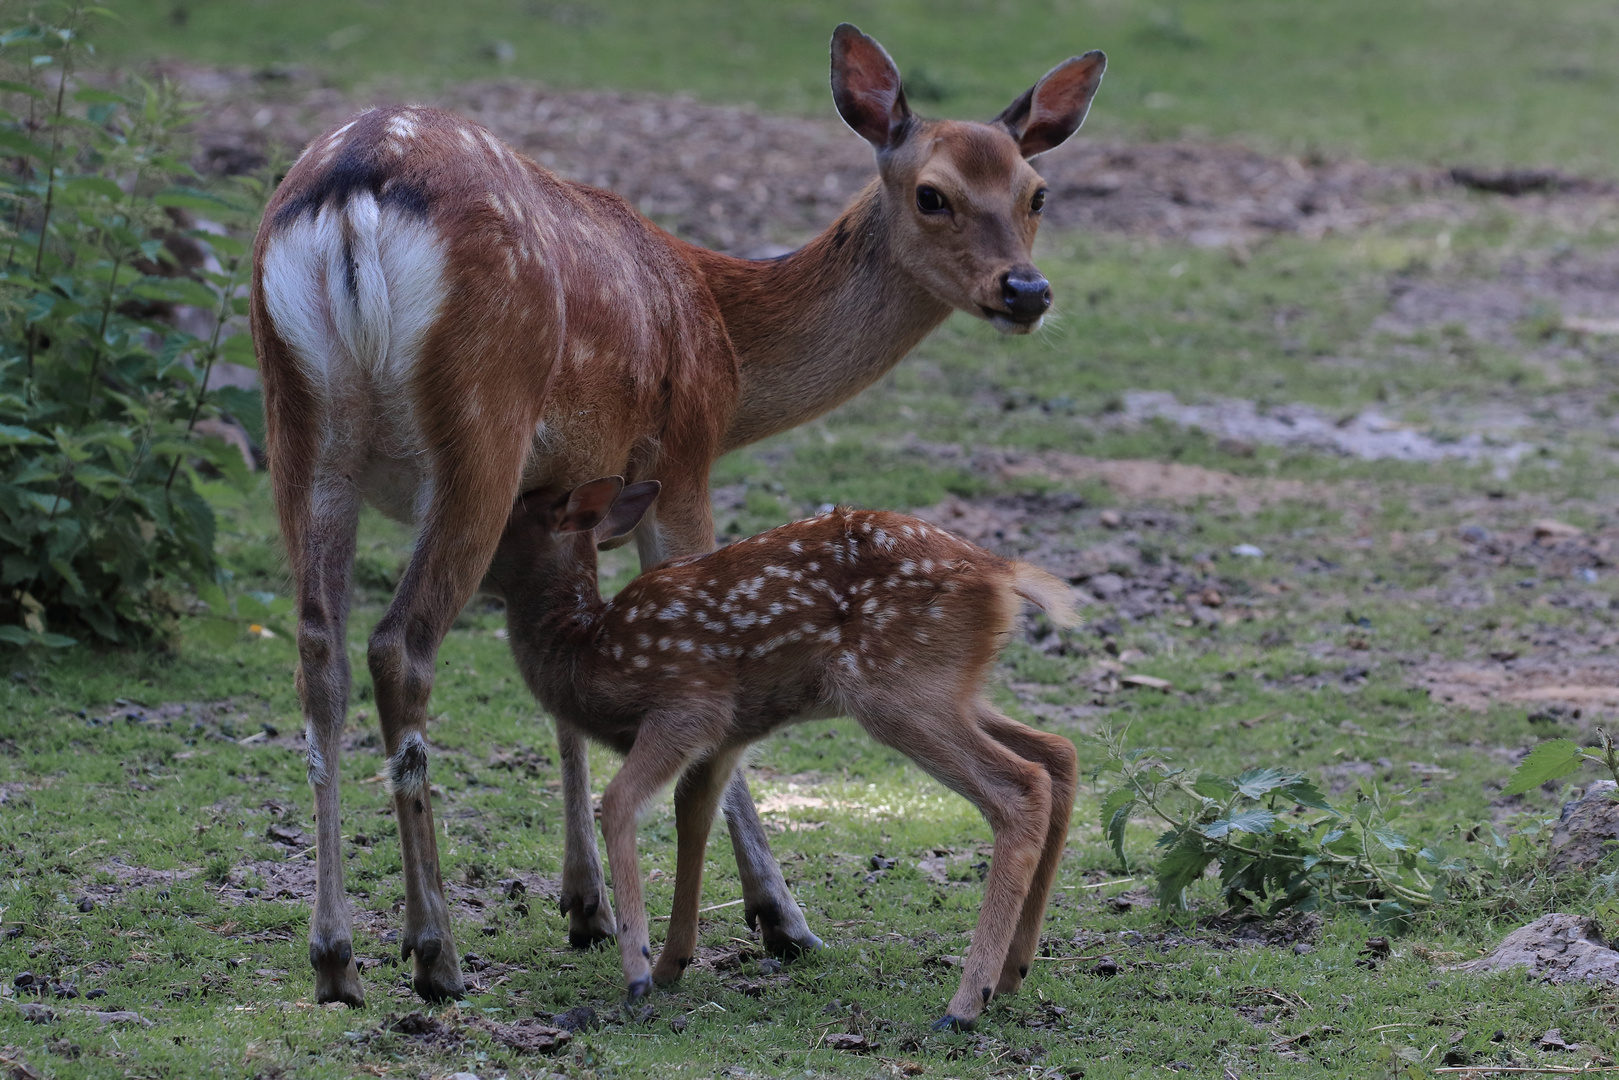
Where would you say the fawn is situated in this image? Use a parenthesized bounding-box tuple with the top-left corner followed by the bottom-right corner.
(486, 477, 1081, 1030)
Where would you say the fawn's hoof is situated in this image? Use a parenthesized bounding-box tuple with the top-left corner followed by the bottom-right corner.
(403, 932, 464, 1003)
(310, 937, 365, 1008)
(626, 975, 653, 1001)
(931, 1014, 976, 1032)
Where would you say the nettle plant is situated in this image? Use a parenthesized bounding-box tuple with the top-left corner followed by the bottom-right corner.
(1095, 727, 1470, 926)
(0, 7, 269, 646)
(1501, 732, 1619, 800)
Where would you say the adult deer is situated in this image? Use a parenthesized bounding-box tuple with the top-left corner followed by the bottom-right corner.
(251, 25, 1104, 1006)
(486, 479, 1080, 1030)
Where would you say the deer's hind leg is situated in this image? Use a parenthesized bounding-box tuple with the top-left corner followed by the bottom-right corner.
(856, 694, 1052, 1031)
(368, 418, 533, 1003)
(261, 317, 368, 1007)
(974, 704, 1078, 997)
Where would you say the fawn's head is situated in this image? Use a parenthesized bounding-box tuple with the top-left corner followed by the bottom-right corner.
(488, 477, 661, 601)
(831, 24, 1105, 334)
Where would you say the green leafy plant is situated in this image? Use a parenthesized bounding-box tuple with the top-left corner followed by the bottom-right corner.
(1095, 726, 1465, 926)
(1500, 732, 1619, 799)
(0, 4, 267, 646)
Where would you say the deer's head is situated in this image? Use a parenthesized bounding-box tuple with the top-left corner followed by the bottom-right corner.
(831, 25, 1105, 334)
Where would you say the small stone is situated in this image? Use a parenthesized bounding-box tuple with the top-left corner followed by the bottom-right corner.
(1293, 943, 1312, 955)
(825, 1032, 869, 1051)
(76, 897, 94, 913)
(84, 988, 106, 1000)
(1093, 958, 1119, 978)
(1099, 510, 1123, 529)
(669, 1014, 688, 1033)
(1540, 1028, 1576, 1051)
(449, 1073, 482, 1080)
(1230, 544, 1264, 559)
(13, 971, 35, 989)
(758, 958, 782, 975)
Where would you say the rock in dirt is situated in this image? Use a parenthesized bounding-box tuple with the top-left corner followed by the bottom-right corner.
(1539, 1028, 1579, 1051)
(17, 1003, 53, 1024)
(824, 1033, 869, 1052)
(1550, 781, 1619, 873)
(1453, 913, 1619, 984)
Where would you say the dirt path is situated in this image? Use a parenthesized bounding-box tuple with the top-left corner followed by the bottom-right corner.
(161, 64, 1617, 255)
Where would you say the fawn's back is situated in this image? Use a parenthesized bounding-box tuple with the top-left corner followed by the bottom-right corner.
(550, 508, 1037, 738)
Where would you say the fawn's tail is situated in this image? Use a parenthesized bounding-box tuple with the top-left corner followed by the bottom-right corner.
(1011, 562, 1078, 628)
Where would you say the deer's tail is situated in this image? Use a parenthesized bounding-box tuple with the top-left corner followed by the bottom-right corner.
(1011, 562, 1078, 628)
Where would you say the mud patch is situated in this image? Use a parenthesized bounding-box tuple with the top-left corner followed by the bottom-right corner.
(1120, 391, 1536, 467)
(912, 491, 1271, 628)
(143, 63, 1617, 255)
(1418, 658, 1619, 714)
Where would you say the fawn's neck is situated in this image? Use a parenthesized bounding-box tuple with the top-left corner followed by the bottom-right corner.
(680, 182, 953, 452)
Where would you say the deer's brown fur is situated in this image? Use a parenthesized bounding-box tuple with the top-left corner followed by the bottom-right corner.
(252, 23, 1103, 1007)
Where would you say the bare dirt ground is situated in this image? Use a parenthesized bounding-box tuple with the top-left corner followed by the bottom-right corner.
(160, 63, 1617, 255)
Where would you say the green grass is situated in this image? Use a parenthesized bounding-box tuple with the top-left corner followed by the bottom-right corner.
(2, 198, 1619, 1075)
(95, 0, 1618, 174)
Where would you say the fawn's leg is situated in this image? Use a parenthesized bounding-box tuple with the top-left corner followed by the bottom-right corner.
(975, 704, 1079, 996)
(861, 699, 1051, 1031)
(555, 722, 615, 947)
(598, 718, 704, 1000)
(636, 496, 821, 960)
(653, 747, 746, 985)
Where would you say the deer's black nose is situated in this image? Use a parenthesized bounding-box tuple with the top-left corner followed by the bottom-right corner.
(1000, 270, 1052, 319)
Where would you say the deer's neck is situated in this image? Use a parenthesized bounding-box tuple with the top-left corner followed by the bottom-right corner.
(680, 183, 953, 452)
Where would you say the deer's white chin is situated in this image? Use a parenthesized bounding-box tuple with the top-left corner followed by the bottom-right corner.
(988, 313, 1043, 335)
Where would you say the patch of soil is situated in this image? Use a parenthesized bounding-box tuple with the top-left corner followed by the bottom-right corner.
(911, 485, 1268, 629)
(1119, 391, 1536, 466)
(78, 860, 200, 908)
(142, 63, 1615, 256)
(471, 1016, 572, 1055)
(1375, 247, 1619, 347)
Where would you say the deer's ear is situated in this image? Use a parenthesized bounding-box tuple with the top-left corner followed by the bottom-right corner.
(597, 481, 661, 545)
(557, 476, 625, 534)
(996, 51, 1106, 159)
(831, 23, 912, 152)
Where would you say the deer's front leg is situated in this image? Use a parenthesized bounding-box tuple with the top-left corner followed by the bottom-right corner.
(724, 771, 823, 957)
(635, 487, 822, 960)
(556, 721, 616, 947)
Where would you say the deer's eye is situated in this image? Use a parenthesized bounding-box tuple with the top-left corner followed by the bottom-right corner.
(916, 185, 950, 215)
(1030, 188, 1047, 214)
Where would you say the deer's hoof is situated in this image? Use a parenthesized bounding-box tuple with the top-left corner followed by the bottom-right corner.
(565, 892, 616, 949)
(931, 1014, 976, 1032)
(626, 975, 652, 1001)
(748, 899, 823, 959)
(403, 931, 464, 1003)
(310, 936, 365, 1008)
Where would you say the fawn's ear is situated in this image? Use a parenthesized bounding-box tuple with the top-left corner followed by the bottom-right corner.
(597, 480, 661, 545)
(557, 476, 626, 534)
(831, 24, 912, 153)
(995, 50, 1106, 159)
